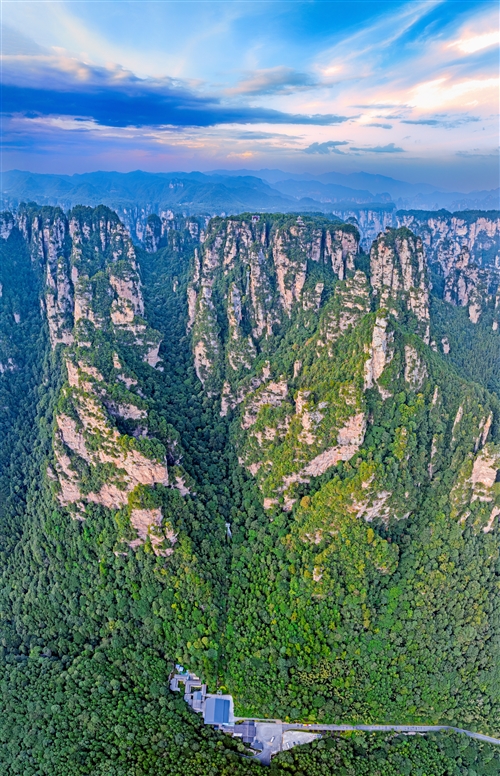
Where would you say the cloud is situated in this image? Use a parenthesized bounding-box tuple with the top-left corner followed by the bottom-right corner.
(366, 123, 392, 129)
(303, 140, 349, 155)
(1, 54, 350, 128)
(447, 30, 500, 55)
(408, 77, 499, 111)
(402, 115, 481, 128)
(234, 130, 302, 141)
(225, 67, 319, 96)
(456, 148, 499, 158)
(403, 119, 441, 126)
(1, 24, 46, 55)
(350, 143, 404, 153)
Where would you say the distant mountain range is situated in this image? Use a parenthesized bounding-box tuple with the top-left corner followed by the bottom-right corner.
(1, 169, 498, 227)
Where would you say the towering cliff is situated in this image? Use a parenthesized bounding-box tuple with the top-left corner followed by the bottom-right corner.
(1, 205, 184, 555)
(397, 210, 500, 326)
(189, 220, 456, 510)
(188, 214, 359, 387)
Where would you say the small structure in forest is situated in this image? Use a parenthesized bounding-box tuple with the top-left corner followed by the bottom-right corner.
(204, 696, 231, 725)
(169, 667, 235, 729)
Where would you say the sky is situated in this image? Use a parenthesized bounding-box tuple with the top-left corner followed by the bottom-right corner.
(1, 0, 499, 191)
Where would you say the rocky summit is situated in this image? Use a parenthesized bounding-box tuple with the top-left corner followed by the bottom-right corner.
(1, 204, 500, 773)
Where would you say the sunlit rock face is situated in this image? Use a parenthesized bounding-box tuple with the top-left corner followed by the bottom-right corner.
(397, 211, 500, 324)
(189, 216, 440, 508)
(188, 214, 360, 387)
(1, 203, 179, 555)
(370, 227, 430, 343)
(138, 212, 208, 254)
(185, 212, 500, 515)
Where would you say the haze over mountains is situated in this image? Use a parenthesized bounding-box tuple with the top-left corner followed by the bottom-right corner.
(3, 169, 498, 223)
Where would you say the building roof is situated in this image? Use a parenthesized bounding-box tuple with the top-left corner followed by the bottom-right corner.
(204, 697, 230, 725)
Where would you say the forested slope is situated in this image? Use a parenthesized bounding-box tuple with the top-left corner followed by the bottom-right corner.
(1, 205, 500, 774)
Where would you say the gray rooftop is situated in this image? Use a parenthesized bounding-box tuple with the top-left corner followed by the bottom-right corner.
(204, 697, 230, 725)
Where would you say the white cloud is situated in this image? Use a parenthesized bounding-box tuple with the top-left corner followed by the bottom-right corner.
(448, 30, 500, 55)
(408, 77, 499, 111)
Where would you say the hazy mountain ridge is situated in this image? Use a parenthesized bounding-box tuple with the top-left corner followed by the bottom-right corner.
(3, 169, 498, 242)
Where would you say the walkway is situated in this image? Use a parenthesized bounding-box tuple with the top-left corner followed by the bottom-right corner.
(243, 721, 500, 765)
(282, 723, 500, 746)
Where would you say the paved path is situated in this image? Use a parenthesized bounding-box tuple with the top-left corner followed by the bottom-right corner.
(239, 720, 500, 766)
(282, 723, 500, 746)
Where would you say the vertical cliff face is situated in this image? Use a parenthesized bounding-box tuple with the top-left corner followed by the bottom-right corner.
(142, 212, 208, 253)
(397, 211, 500, 324)
(188, 215, 360, 388)
(1, 205, 180, 554)
(12, 205, 73, 346)
(45, 208, 170, 534)
(187, 215, 498, 517)
(331, 206, 396, 249)
(370, 227, 430, 343)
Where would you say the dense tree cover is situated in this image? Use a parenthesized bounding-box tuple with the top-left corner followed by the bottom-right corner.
(0, 645, 260, 776)
(270, 731, 500, 775)
(0, 229, 47, 531)
(1, 208, 500, 773)
(430, 298, 500, 397)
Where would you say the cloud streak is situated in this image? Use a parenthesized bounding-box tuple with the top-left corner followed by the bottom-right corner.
(350, 143, 404, 154)
(225, 66, 319, 96)
(303, 140, 349, 155)
(1, 53, 349, 128)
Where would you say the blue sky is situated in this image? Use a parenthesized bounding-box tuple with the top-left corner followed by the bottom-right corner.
(1, 0, 499, 190)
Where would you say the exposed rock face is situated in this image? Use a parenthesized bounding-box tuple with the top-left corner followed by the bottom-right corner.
(124, 210, 208, 250)
(143, 215, 162, 253)
(397, 211, 500, 323)
(189, 215, 360, 386)
(331, 207, 395, 250)
(223, 282, 257, 371)
(404, 344, 427, 389)
(398, 212, 500, 270)
(4, 204, 162, 360)
(450, 443, 500, 530)
(8, 206, 74, 346)
(364, 314, 394, 395)
(54, 358, 168, 509)
(241, 381, 288, 430)
(110, 270, 144, 324)
(129, 508, 176, 556)
(301, 412, 366, 478)
(0, 212, 15, 240)
(370, 228, 430, 342)
(0, 205, 181, 554)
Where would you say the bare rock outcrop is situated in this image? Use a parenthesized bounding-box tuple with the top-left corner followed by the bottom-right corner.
(450, 443, 500, 530)
(301, 412, 366, 478)
(241, 381, 288, 429)
(364, 315, 394, 397)
(189, 216, 360, 385)
(404, 344, 427, 389)
(0, 212, 15, 240)
(370, 228, 430, 343)
(55, 397, 168, 509)
(129, 508, 176, 556)
(398, 211, 500, 324)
